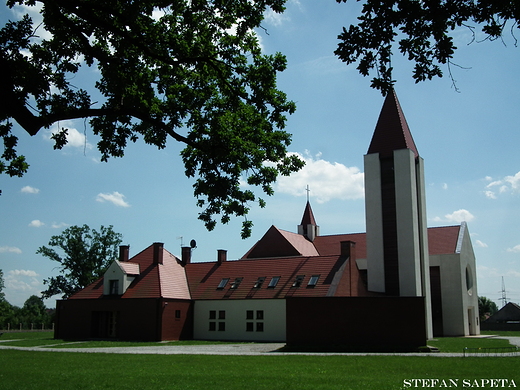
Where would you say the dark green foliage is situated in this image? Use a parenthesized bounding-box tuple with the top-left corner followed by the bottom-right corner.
(0, 269, 5, 301)
(335, 0, 520, 94)
(37, 224, 122, 299)
(1, 0, 304, 238)
(479, 295, 499, 321)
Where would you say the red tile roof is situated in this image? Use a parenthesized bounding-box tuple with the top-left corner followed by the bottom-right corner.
(367, 89, 419, 158)
(69, 245, 190, 300)
(119, 261, 140, 275)
(185, 255, 356, 300)
(427, 225, 462, 255)
(243, 226, 319, 259)
(68, 225, 463, 302)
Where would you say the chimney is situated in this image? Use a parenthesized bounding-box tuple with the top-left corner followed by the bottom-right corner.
(119, 245, 130, 262)
(153, 242, 164, 265)
(217, 249, 227, 264)
(181, 246, 191, 265)
(340, 241, 356, 260)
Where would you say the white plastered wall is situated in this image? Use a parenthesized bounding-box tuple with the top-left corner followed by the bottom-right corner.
(394, 149, 423, 296)
(193, 299, 286, 342)
(364, 153, 385, 293)
(103, 261, 135, 295)
(429, 223, 480, 336)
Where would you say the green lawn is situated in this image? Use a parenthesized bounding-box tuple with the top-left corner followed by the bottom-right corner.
(0, 332, 518, 389)
(0, 350, 519, 390)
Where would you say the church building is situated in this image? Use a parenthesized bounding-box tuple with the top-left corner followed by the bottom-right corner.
(55, 91, 480, 350)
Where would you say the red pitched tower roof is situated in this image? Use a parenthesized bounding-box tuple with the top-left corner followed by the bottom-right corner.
(300, 201, 317, 226)
(367, 89, 419, 158)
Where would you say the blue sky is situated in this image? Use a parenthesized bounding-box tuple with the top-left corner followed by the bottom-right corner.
(1, 0, 519, 309)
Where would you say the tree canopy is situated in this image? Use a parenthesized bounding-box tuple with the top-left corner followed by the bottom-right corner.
(478, 295, 499, 321)
(37, 224, 122, 299)
(1, 0, 304, 238)
(335, 0, 519, 94)
(0, 269, 5, 301)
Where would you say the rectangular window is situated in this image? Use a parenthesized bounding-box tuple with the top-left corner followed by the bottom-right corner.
(268, 276, 280, 288)
(230, 277, 243, 289)
(308, 275, 320, 287)
(254, 277, 266, 288)
(256, 310, 264, 320)
(217, 278, 229, 289)
(109, 280, 119, 295)
(209, 310, 216, 319)
(218, 310, 226, 320)
(246, 310, 254, 320)
(218, 322, 226, 331)
(175, 310, 181, 319)
(292, 275, 305, 287)
(209, 322, 216, 331)
(246, 322, 254, 332)
(256, 322, 264, 332)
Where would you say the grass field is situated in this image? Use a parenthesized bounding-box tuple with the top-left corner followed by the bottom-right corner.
(0, 332, 519, 389)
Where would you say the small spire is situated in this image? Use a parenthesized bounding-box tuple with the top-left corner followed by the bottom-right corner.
(367, 89, 419, 158)
(300, 201, 317, 227)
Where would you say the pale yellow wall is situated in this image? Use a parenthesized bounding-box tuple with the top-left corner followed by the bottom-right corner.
(193, 299, 286, 342)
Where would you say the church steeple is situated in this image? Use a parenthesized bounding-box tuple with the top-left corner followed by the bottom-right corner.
(298, 201, 319, 242)
(367, 89, 419, 159)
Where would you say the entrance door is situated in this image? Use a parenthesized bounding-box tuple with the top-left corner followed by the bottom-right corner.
(92, 311, 118, 338)
(467, 307, 476, 335)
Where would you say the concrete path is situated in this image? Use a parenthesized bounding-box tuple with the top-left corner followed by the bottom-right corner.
(0, 337, 518, 357)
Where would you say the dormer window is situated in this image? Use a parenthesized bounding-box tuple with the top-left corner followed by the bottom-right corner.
(308, 275, 320, 287)
(292, 275, 305, 287)
(230, 277, 243, 289)
(254, 277, 266, 288)
(217, 278, 229, 289)
(109, 280, 119, 295)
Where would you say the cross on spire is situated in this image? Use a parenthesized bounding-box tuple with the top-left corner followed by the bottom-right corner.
(305, 185, 310, 202)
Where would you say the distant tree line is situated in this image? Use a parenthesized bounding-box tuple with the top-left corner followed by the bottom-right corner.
(0, 270, 54, 330)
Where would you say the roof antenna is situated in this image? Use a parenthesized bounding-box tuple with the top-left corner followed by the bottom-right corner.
(176, 236, 183, 247)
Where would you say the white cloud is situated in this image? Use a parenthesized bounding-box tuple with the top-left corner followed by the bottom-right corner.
(51, 222, 68, 229)
(485, 171, 520, 198)
(264, 8, 289, 26)
(9, 269, 39, 277)
(504, 172, 520, 190)
(476, 265, 500, 278)
(43, 121, 93, 150)
(484, 190, 497, 199)
(28, 220, 45, 228)
(475, 240, 488, 248)
(442, 183, 448, 190)
(21, 186, 40, 194)
(274, 151, 364, 203)
(0, 246, 22, 254)
(433, 209, 475, 223)
(96, 191, 130, 207)
(507, 244, 520, 253)
(11, 3, 52, 41)
(5, 270, 41, 298)
(506, 270, 520, 278)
